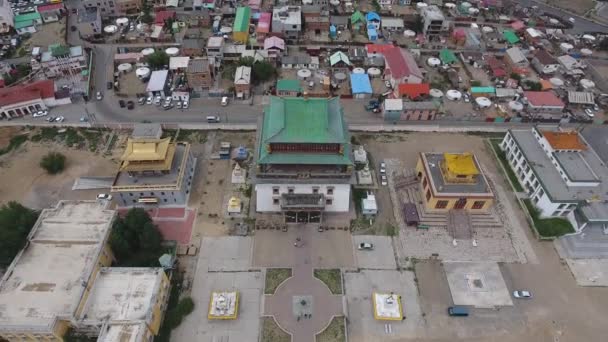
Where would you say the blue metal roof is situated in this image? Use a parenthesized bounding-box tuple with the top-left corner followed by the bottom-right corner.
(350, 73, 372, 94)
(366, 12, 380, 21)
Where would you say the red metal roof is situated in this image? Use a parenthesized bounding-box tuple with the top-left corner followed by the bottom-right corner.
(365, 44, 395, 54)
(0, 80, 55, 107)
(398, 83, 430, 99)
(384, 47, 422, 80)
(37, 3, 64, 12)
(524, 91, 564, 107)
(492, 67, 506, 77)
(155, 11, 176, 24)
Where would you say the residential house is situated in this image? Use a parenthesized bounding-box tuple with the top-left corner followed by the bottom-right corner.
(76, 7, 103, 39)
(303, 5, 329, 35)
(531, 49, 559, 75)
(330, 15, 348, 30)
(146, 70, 171, 98)
(241, 49, 269, 63)
(276, 79, 302, 96)
(264, 36, 285, 60)
(524, 27, 543, 44)
(350, 10, 365, 31)
(0, 80, 68, 119)
(558, 55, 585, 72)
(272, 6, 302, 40)
(257, 12, 272, 43)
(169, 57, 190, 72)
(350, 73, 372, 99)
(439, 48, 457, 66)
(206, 36, 225, 61)
(37, 3, 64, 23)
(366, 12, 381, 30)
(33, 45, 88, 79)
(379, 0, 394, 9)
(567, 91, 595, 108)
(382, 99, 403, 121)
(182, 38, 204, 57)
(83, 0, 142, 17)
(398, 83, 430, 100)
(470, 86, 496, 98)
(253, 97, 354, 219)
(0, 0, 13, 33)
(365, 44, 394, 59)
(524, 91, 565, 114)
(14, 12, 41, 35)
(329, 51, 351, 69)
(420, 5, 446, 40)
(505, 47, 529, 76)
(234, 66, 252, 99)
(233, 7, 251, 43)
(348, 47, 367, 65)
(502, 29, 520, 44)
(383, 47, 423, 88)
(381, 17, 404, 31)
(281, 54, 319, 69)
(187, 58, 214, 90)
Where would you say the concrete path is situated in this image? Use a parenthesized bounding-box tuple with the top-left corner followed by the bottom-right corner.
(264, 226, 344, 342)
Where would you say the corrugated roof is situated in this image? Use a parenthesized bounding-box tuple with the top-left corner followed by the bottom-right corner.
(155, 11, 176, 24)
(14, 20, 34, 29)
(542, 131, 587, 151)
(524, 91, 564, 107)
(366, 44, 394, 54)
(398, 83, 430, 99)
(470, 86, 496, 94)
(37, 3, 63, 12)
(276, 79, 301, 92)
(330, 51, 351, 66)
(15, 12, 41, 22)
(503, 30, 520, 44)
(234, 7, 251, 33)
(439, 49, 457, 64)
(350, 73, 372, 94)
(384, 47, 422, 80)
(351, 11, 365, 24)
(0, 80, 55, 106)
(567, 91, 595, 105)
(258, 97, 352, 165)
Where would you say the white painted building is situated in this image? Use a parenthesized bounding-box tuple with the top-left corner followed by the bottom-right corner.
(254, 97, 354, 223)
(501, 127, 608, 231)
(0, 0, 13, 33)
(272, 6, 302, 39)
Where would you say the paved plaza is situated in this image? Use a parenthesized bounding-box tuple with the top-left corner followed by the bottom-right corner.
(201, 236, 253, 272)
(565, 259, 608, 287)
(444, 262, 513, 308)
(353, 235, 397, 270)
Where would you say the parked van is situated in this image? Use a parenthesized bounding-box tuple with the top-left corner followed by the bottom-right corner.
(447, 306, 469, 317)
(206, 115, 221, 123)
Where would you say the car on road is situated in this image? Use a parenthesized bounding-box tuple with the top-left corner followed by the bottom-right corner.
(55, 116, 65, 123)
(569, 17, 575, 24)
(447, 306, 469, 316)
(206, 115, 221, 123)
(182, 100, 189, 109)
(585, 109, 595, 118)
(96, 91, 103, 100)
(593, 104, 599, 111)
(513, 290, 532, 299)
(97, 193, 112, 200)
(33, 110, 48, 118)
(380, 174, 388, 186)
(127, 101, 134, 110)
(380, 162, 386, 174)
(146, 96, 153, 105)
(221, 96, 229, 106)
(358, 242, 374, 250)
(119, 100, 126, 108)
(70, 25, 76, 32)
(464, 94, 470, 103)
(80, 116, 88, 122)
(107, 81, 113, 90)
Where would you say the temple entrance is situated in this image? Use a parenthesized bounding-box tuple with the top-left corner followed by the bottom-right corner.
(454, 198, 467, 210)
(284, 211, 322, 223)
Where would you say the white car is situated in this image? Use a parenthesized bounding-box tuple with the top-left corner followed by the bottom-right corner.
(55, 116, 65, 123)
(182, 100, 189, 109)
(146, 96, 153, 105)
(585, 109, 595, 118)
(380, 174, 388, 186)
(358, 242, 374, 250)
(221, 96, 229, 106)
(569, 17, 575, 24)
(97, 193, 113, 200)
(154, 96, 162, 106)
(513, 290, 532, 299)
(380, 162, 386, 174)
(176, 101, 182, 109)
(33, 110, 48, 118)
(96, 91, 103, 100)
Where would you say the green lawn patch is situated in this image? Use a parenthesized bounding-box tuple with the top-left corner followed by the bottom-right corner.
(265, 268, 292, 295)
(523, 199, 574, 237)
(489, 139, 524, 192)
(261, 317, 290, 342)
(314, 269, 342, 295)
(316, 316, 346, 342)
(0, 134, 28, 156)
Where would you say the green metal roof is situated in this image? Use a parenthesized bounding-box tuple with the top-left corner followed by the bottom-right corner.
(15, 12, 41, 22)
(351, 11, 365, 24)
(503, 30, 520, 44)
(257, 97, 352, 165)
(329, 51, 351, 66)
(439, 49, 457, 64)
(233, 7, 251, 33)
(14, 20, 34, 30)
(277, 79, 302, 92)
(471, 86, 496, 94)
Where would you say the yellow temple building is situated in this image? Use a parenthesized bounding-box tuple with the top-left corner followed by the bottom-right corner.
(416, 152, 494, 212)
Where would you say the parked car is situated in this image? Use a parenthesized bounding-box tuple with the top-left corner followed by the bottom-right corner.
(380, 174, 388, 186)
(146, 96, 153, 105)
(380, 162, 386, 174)
(447, 306, 469, 317)
(107, 81, 113, 90)
(70, 26, 76, 32)
(513, 290, 532, 299)
(464, 94, 470, 103)
(176, 101, 182, 109)
(33, 110, 48, 118)
(119, 100, 126, 108)
(585, 108, 595, 118)
(80, 116, 88, 122)
(55, 116, 65, 123)
(96, 91, 103, 100)
(221, 96, 229, 106)
(182, 100, 189, 109)
(163, 104, 174, 110)
(138, 97, 146, 105)
(154, 96, 162, 106)
(46, 116, 55, 122)
(97, 193, 112, 200)
(71, 8, 77, 14)
(127, 101, 134, 110)
(358, 242, 374, 250)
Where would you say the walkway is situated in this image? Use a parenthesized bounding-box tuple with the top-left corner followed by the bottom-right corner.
(263, 226, 344, 342)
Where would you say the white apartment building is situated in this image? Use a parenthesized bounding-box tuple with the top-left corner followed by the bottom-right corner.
(272, 6, 302, 40)
(501, 127, 608, 231)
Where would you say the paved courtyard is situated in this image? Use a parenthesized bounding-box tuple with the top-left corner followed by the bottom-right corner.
(444, 262, 513, 308)
(353, 235, 397, 270)
(344, 270, 423, 342)
(172, 237, 263, 342)
(565, 259, 608, 287)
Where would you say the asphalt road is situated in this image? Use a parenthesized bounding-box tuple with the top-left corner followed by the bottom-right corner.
(517, 0, 608, 34)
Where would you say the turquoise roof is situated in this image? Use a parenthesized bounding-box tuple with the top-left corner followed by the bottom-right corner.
(234, 7, 251, 33)
(471, 86, 496, 94)
(14, 20, 34, 30)
(503, 30, 520, 44)
(257, 97, 352, 165)
(15, 12, 41, 22)
(277, 79, 302, 92)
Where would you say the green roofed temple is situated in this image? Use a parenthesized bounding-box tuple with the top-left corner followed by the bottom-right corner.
(253, 96, 354, 223)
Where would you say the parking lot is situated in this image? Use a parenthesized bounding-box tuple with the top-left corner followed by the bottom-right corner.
(344, 270, 423, 342)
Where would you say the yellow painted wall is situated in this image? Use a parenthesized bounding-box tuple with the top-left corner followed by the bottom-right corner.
(233, 31, 248, 43)
(422, 191, 494, 213)
(148, 273, 170, 335)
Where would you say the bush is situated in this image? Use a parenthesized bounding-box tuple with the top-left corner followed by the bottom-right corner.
(0, 202, 39, 266)
(523, 199, 574, 237)
(40, 152, 66, 174)
(109, 208, 163, 267)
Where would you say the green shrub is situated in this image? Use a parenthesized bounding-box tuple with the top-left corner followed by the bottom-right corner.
(40, 152, 66, 174)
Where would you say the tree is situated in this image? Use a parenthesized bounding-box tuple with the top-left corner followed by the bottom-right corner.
(141, 0, 153, 24)
(524, 80, 542, 91)
(146, 51, 169, 70)
(371, 0, 381, 12)
(252, 61, 277, 84)
(412, 16, 424, 34)
(40, 152, 66, 174)
(0, 202, 39, 266)
(109, 208, 163, 266)
(510, 72, 522, 81)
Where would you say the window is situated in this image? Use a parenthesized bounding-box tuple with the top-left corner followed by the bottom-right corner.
(326, 198, 333, 205)
(558, 203, 567, 209)
(151, 192, 154, 196)
(288, 187, 295, 194)
(551, 210, 560, 216)
(327, 187, 334, 195)
(273, 198, 279, 205)
(161, 192, 165, 195)
(422, 177, 427, 189)
(140, 192, 144, 196)
(312, 187, 319, 194)
(425, 189, 431, 201)
(129, 192, 133, 196)
(435, 200, 448, 209)
(272, 187, 279, 195)
(472, 201, 485, 209)
(164, 199, 167, 202)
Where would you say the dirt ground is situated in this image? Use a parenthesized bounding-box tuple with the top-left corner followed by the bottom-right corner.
(0, 127, 21, 147)
(0, 141, 118, 209)
(188, 131, 256, 239)
(26, 20, 67, 49)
